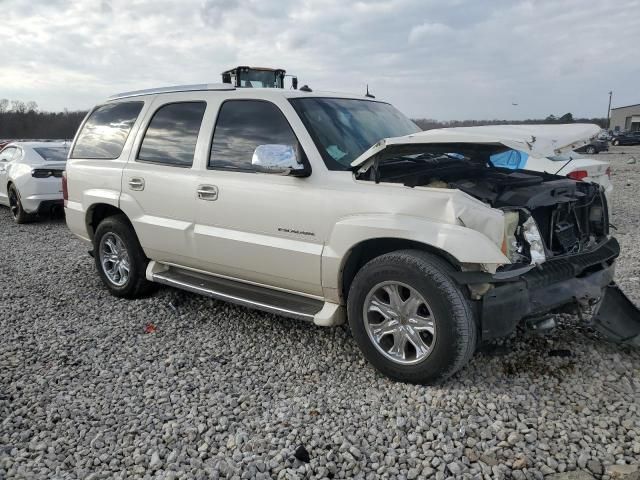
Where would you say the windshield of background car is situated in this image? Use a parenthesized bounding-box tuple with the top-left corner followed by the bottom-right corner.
(239, 71, 279, 88)
(289, 97, 421, 170)
(34, 146, 69, 162)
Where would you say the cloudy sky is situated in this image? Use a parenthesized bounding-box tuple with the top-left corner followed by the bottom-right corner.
(1, 0, 639, 120)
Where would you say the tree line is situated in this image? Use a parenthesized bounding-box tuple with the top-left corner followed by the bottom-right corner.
(0, 99, 608, 140)
(413, 113, 608, 131)
(0, 100, 88, 140)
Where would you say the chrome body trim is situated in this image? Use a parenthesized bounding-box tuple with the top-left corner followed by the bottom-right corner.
(109, 83, 235, 100)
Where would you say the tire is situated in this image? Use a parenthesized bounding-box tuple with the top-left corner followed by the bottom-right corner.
(585, 146, 597, 154)
(7, 184, 32, 224)
(93, 214, 154, 298)
(347, 250, 477, 384)
(612, 139, 620, 146)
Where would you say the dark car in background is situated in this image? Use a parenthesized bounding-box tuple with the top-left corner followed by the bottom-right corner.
(574, 139, 609, 154)
(611, 131, 640, 146)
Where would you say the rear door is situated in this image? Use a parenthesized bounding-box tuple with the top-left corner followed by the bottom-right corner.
(119, 93, 208, 267)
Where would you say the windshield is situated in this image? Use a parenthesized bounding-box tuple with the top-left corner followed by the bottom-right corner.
(34, 146, 69, 162)
(240, 70, 280, 88)
(289, 97, 421, 170)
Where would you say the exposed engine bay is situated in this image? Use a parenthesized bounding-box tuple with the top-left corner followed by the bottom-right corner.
(357, 153, 609, 264)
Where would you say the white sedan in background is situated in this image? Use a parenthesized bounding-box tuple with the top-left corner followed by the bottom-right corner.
(424, 125, 613, 205)
(0, 141, 69, 223)
(525, 152, 613, 204)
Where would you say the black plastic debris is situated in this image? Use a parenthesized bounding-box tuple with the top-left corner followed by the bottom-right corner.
(477, 343, 511, 357)
(548, 349, 572, 358)
(293, 444, 310, 463)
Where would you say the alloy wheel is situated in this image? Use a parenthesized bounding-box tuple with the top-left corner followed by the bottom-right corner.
(99, 232, 131, 287)
(363, 281, 437, 365)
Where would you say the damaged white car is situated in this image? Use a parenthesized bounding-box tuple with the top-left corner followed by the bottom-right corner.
(64, 87, 639, 384)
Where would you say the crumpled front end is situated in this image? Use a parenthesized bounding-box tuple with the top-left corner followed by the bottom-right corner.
(453, 237, 640, 345)
(352, 123, 640, 346)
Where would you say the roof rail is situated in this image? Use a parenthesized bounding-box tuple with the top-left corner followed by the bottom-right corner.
(109, 83, 235, 100)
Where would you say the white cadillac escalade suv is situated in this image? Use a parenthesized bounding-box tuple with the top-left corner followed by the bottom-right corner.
(65, 84, 639, 383)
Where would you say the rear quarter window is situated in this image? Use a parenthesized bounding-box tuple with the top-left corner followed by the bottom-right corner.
(34, 147, 70, 162)
(71, 102, 143, 159)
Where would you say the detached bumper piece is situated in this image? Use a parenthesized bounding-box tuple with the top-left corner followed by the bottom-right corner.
(592, 284, 640, 347)
(465, 237, 623, 340)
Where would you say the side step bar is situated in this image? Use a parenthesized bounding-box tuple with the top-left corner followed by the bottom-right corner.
(149, 264, 326, 322)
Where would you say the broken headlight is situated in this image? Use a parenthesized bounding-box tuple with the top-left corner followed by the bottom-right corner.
(522, 216, 546, 265)
(502, 210, 521, 262)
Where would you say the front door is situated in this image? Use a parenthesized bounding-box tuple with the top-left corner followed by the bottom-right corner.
(193, 99, 323, 296)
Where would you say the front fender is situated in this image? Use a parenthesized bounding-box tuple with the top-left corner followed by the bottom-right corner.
(321, 214, 509, 291)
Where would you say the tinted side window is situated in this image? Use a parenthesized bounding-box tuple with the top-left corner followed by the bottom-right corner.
(71, 102, 143, 159)
(210, 100, 299, 171)
(138, 102, 206, 167)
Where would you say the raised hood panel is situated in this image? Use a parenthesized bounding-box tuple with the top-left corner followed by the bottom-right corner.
(351, 123, 601, 171)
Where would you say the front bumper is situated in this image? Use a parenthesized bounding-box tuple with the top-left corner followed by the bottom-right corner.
(455, 237, 622, 340)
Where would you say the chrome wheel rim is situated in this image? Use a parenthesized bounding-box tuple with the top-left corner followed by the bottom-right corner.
(99, 233, 130, 287)
(363, 281, 436, 365)
(8, 188, 19, 218)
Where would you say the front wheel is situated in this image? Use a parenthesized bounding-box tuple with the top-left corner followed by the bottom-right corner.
(93, 214, 154, 298)
(585, 146, 597, 154)
(612, 139, 620, 146)
(347, 250, 477, 384)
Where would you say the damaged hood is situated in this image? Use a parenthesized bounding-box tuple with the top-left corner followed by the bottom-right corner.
(351, 123, 601, 171)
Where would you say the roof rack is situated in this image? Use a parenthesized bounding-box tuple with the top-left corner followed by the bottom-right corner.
(109, 83, 235, 100)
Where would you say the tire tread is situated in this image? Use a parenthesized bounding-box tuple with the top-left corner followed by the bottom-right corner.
(347, 249, 476, 384)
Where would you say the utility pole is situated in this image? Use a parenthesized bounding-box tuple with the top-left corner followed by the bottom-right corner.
(607, 91, 613, 130)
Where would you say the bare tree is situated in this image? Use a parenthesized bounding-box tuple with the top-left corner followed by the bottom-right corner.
(11, 100, 26, 113)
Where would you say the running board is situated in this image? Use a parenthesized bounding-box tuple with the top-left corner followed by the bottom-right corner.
(149, 264, 326, 322)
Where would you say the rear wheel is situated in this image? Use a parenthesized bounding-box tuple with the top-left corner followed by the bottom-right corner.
(585, 146, 597, 154)
(347, 250, 477, 384)
(93, 214, 154, 298)
(8, 184, 32, 224)
(612, 139, 620, 146)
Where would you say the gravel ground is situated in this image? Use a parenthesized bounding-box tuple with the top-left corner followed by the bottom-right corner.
(1, 146, 639, 480)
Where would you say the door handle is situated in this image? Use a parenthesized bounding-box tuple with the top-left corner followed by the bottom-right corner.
(128, 177, 145, 191)
(197, 184, 218, 201)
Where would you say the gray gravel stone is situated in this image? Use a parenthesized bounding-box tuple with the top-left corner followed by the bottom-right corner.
(0, 147, 639, 479)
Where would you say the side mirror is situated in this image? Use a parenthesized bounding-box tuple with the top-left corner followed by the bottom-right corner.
(292, 76, 298, 90)
(251, 144, 308, 176)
